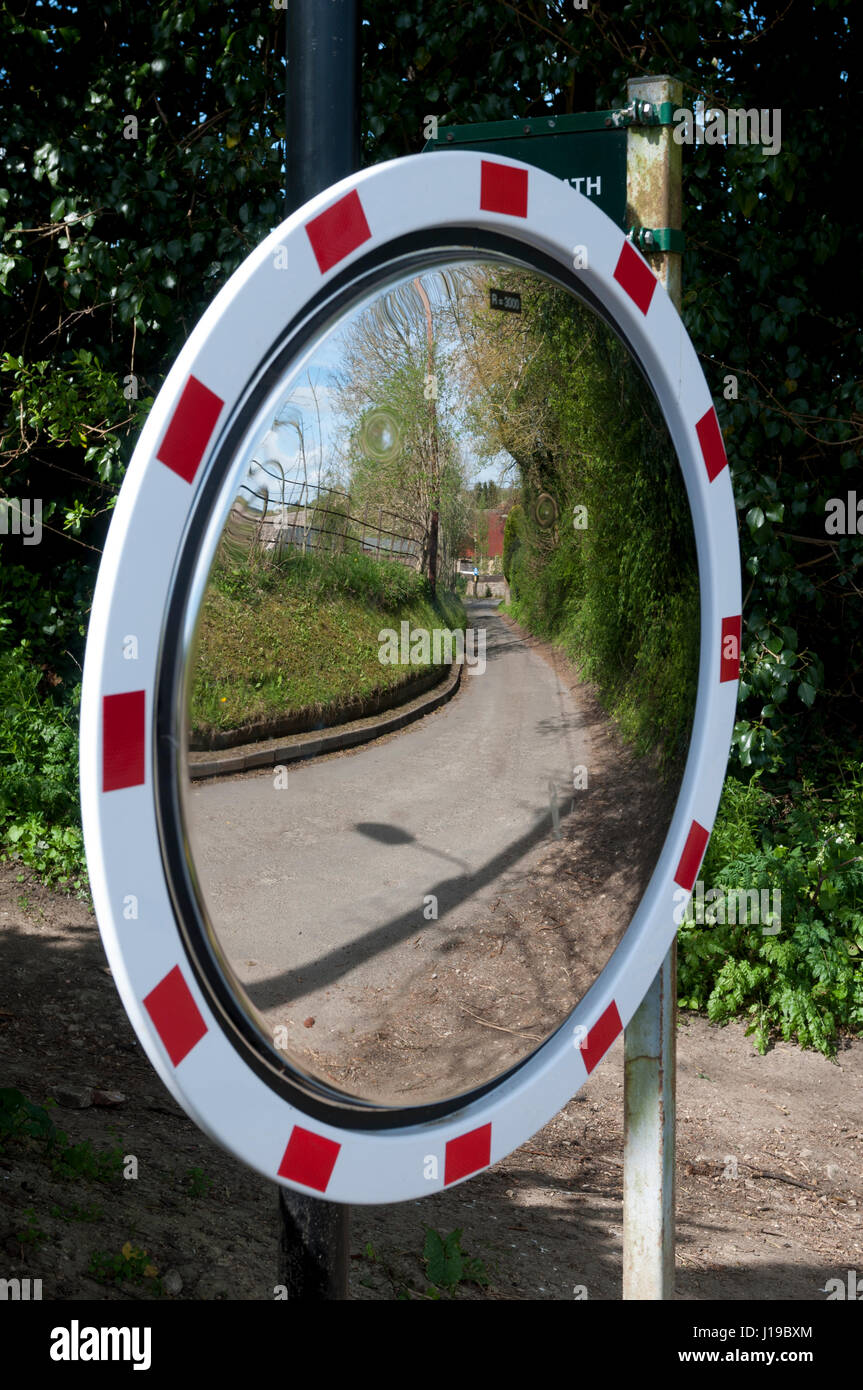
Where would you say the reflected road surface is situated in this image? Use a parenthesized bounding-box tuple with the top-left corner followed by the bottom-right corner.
(184, 599, 588, 1018)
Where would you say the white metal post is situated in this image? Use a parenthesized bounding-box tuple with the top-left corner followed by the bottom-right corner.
(622, 74, 683, 1301)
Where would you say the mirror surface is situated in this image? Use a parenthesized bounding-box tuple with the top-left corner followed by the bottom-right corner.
(180, 255, 700, 1107)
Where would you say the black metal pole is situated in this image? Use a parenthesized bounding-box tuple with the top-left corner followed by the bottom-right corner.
(277, 0, 360, 1300)
(286, 0, 361, 214)
(278, 1184, 349, 1298)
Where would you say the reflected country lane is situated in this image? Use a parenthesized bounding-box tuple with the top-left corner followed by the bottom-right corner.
(183, 598, 663, 1106)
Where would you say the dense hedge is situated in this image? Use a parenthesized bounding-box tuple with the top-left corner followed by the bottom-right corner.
(503, 289, 699, 770)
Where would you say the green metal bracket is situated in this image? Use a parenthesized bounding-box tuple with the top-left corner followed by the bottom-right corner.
(427, 111, 620, 144)
(424, 101, 680, 148)
(606, 99, 678, 129)
(627, 225, 685, 255)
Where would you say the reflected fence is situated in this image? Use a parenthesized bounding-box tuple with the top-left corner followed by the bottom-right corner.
(225, 476, 423, 569)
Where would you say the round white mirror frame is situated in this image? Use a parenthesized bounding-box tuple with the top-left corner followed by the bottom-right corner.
(80, 152, 740, 1203)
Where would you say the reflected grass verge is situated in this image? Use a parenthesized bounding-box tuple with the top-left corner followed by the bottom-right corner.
(189, 549, 466, 738)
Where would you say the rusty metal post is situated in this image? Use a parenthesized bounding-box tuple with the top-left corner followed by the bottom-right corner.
(624, 75, 683, 309)
(622, 74, 682, 1302)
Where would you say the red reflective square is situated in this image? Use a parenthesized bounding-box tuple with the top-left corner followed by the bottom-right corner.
(675, 820, 710, 891)
(582, 1001, 622, 1074)
(157, 375, 223, 484)
(720, 615, 742, 682)
(696, 407, 728, 482)
(279, 1126, 341, 1192)
(305, 190, 372, 274)
(444, 1123, 492, 1185)
(480, 161, 528, 218)
(102, 690, 145, 792)
(613, 240, 657, 315)
(143, 965, 208, 1066)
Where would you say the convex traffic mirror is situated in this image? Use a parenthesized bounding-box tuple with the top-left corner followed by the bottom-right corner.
(81, 153, 740, 1202)
(181, 256, 701, 1111)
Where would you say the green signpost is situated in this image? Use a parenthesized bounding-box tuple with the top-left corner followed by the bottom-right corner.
(422, 102, 684, 253)
(424, 111, 628, 228)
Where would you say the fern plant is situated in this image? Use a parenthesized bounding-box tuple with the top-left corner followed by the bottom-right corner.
(678, 759, 863, 1055)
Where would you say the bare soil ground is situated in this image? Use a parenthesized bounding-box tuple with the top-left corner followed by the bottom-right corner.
(1, 860, 861, 1301)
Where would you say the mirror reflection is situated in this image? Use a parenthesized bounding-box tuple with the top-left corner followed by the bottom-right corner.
(181, 256, 699, 1107)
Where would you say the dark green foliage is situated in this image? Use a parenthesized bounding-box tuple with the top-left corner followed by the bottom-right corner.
(678, 760, 863, 1054)
(505, 292, 699, 769)
(0, 649, 85, 887)
(0, 1088, 124, 1180)
(88, 1244, 163, 1294)
(474, 480, 500, 508)
(502, 503, 523, 583)
(49, 1136, 125, 1183)
(50, 1202, 103, 1223)
(184, 1165, 214, 1198)
(422, 1227, 490, 1295)
(0, 1088, 58, 1147)
(1, 1, 287, 685)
